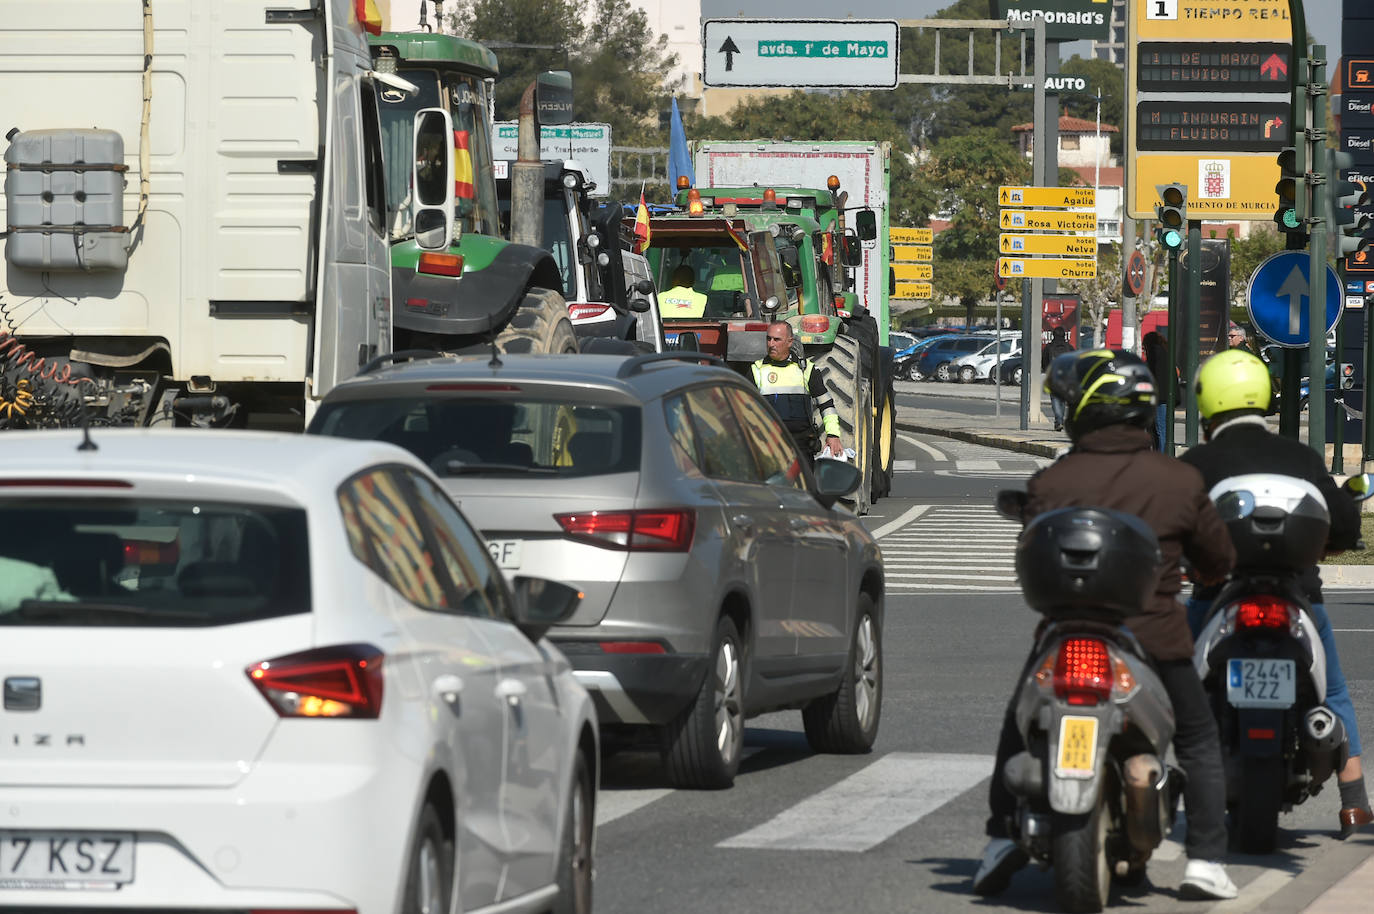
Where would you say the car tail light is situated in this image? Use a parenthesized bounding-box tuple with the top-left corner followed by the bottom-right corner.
(404, 297, 430, 311)
(555, 509, 695, 552)
(568, 303, 612, 321)
(425, 382, 521, 391)
(1233, 595, 1292, 630)
(800, 314, 830, 333)
(247, 644, 383, 719)
(1053, 638, 1113, 707)
(417, 252, 463, 276)
(1248, 728, 1276, 740)
(599, 641, 667, 654)
(122, 538, 179, 567)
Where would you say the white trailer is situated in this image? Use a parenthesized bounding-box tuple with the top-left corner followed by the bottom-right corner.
(0, 0, 396, 428)
(693, 140, 892, 344)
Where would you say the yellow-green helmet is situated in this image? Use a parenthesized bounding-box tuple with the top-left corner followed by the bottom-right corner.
(1195, 349, 1271, 420)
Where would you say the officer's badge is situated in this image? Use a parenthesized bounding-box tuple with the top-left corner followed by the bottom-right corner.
(767, 371, 778, 384)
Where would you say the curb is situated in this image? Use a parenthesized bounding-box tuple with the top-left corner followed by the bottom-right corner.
(895, 420, 1064, 460)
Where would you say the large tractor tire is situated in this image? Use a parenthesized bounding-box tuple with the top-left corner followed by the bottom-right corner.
(494, 288, 579, 354)
(814, 335, 872, 516)
(841, 316, 891, 503)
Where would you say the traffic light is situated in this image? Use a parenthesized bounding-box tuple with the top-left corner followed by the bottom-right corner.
(1154, 183, 1186, 251)
(1330, 149, 1373, 262)
(1274, 145, 1306, 238)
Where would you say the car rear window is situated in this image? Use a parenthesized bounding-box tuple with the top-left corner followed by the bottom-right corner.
(313, 396, 642, 478)
(0, 498, 310, 627)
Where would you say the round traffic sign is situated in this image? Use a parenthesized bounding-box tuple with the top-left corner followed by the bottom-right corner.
(1125, 249, 1146, 297)
(1245, 251, 1342, 348)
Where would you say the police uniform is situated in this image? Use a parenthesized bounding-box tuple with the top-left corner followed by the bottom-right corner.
(750, 355, 842, 456)
(660, 283, 707, 318)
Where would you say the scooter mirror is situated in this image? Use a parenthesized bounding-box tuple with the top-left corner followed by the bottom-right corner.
(1342, 472, 1374, 502)
(995, 489, 1027, 520)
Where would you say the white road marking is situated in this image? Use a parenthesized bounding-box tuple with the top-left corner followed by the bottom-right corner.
(1205, 866, 1293, 912)
(956, 459, 1001, 471)
(717, 753, 995, 852)
(596, 789, 672, 826)
(886, 572, 1018, 581)
(887, 583, 1022, 592)
(892, 459, 918, 471)
(899, 433, 947, 461)
(871, 505, 931, 540)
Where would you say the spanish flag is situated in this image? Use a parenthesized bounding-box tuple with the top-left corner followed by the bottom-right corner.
(632, 191, 651, 254)
(354, 0, 382, 35)
(821, 232, 834, 266)
(453, 129, 475, 201)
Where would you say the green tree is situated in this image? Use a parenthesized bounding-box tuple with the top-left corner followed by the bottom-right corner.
(1229, 224, 1285, 306)
(1060, 243, 1123, 346)
(449, 0, 584, 118)
(1059, 56, 1125, 156)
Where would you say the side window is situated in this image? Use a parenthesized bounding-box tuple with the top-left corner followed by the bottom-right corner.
(748, 230, 786, 309)
(337, 467, 451, 610)
(663, 394, 704, 476)
(726, 388, 805, 490)
(683, 386, 761, 482)
(404, 472, 507, 621)
(360, 80, 387, 236)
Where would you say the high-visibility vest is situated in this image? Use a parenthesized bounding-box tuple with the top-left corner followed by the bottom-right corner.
(661, 284, 708, 318)
(750, 358, 841, 439)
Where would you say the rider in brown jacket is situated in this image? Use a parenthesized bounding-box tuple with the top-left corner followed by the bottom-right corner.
(974, 350, 1239, 901)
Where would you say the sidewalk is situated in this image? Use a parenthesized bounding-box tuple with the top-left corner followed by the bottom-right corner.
(894, 381, 1374, 911)
(891, 381, 1374, 592)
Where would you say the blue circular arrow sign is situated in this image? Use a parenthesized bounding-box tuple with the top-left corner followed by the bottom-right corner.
(1245, 251, 1342, 348)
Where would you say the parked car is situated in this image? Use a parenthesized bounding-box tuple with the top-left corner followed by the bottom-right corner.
(916, 335, 991, 381)
(307, 351, 886, 789)
(0, 429, 597, 914)
(949, 335, 1022, 383)
(888, 331, 917, 353)
(894, 333, 962, 381)
(996, 354, 1027, 386)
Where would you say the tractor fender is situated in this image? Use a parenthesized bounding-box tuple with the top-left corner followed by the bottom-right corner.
(394, 241, 565, 337)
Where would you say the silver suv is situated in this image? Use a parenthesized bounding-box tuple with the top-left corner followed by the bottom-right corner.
(308, 352, 885, 788)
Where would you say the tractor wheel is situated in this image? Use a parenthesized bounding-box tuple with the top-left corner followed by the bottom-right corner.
(814, 335, 872, 516)
(840, 316, 889, 505)
(494, 288, 580, 355)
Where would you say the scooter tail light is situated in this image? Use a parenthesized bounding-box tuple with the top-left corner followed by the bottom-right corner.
(1053, 637, 1112, 707)
(1110, 653, 1137, 697)
(1231, 595, 1293, 631)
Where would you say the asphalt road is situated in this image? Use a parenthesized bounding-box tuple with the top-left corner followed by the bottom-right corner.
(591, 432, 1374, 914)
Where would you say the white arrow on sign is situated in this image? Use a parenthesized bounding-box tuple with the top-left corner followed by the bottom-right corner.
(1276, 265, 1307, 335)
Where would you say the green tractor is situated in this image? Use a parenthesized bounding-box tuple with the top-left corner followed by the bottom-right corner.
(675, 185, 895, 509)
(369, 33, 577, 355)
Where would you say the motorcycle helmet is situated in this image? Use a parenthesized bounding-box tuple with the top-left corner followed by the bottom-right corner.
(1016, 506, 1162, 621)
(1044, 349, 1157, 438)
(1208, 473, 1330, 570)
(1195, 349, 1271, 420)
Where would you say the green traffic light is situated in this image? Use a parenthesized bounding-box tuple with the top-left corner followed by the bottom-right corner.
(1156, 227, 1183, 250)
(1279, 207, 1300, 230)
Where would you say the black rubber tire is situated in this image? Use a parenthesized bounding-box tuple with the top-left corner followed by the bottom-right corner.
(905, 362, 922, 382)
(813, 335, 872, 515)
(1052, 801, 1111, 913)
(1234, 756, 1284, 854)
(871, 381, 895, 501)
(1011, 364, 1024, 386)
(553, 751, 595, 914)
(959, 365, 977, 383)
(660, 615, 745, 789)
(802, 592, 881, 753)
(494, 288, 579, 354)
(840, 316, 889, 504)
(401, 805, 453, 914)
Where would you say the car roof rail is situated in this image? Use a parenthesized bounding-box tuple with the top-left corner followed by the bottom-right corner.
(358, 349, 445, 375)
(616, 351, 727, 379)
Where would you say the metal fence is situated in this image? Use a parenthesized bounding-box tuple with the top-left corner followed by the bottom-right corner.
(610, 146, 669, 201)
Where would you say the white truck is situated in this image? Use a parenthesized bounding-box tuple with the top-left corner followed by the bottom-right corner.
(0, 0, 401, 428)
(693, 140, 892, 346)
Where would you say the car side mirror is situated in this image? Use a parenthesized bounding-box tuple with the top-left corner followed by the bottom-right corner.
(535, 70, 574, 125)
(854, 208, 878, 241)
(996, 489, 1028, 520)
(841, 234, 863, 266)
(509, 575, 582, 642)
(412, 107, 455, 251)
(676, 331, 700, 351)
(813, 458, 862, 508)
(1342, 473, 1374, 502)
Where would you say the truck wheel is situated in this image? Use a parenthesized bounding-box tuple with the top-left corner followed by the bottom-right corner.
(495, 288, 579, 355)
(872, 382, 895, 501)
(814, 335, 872, 515)
(841, 316, 890, 503)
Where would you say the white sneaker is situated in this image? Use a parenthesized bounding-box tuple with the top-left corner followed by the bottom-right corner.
(971, 838, 1027, 897)
(1180, 859, 1238, 900)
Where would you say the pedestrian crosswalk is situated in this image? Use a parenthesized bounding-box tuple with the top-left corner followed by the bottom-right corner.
(880, 504, 1022, 593)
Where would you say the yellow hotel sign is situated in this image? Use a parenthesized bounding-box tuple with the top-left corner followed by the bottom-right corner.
(892, 245, 933, 262)
(999, 210, 1098, 231)
(999, 234, 1099, 257)
(892, 282, 933, 300)
(999, 257, 1098, 280)
(890, 226, 933, 244)
(998, 186, 1096, 208)
(892, 262, 933, 281)
(1135, 0, 1291, 41)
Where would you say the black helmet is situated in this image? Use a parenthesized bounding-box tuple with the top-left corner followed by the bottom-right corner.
(1045, 349, 1158, 438)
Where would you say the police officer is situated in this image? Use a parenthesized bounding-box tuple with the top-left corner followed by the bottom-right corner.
(751, 321, 843, 459)
(660, 264, 707, 318)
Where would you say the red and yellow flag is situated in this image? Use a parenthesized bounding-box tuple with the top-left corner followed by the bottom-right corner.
(453, 129, 475, 200)
(354, 0, 382, 35)
(632, 191, 651, 254)
(821, 232, 834, 266)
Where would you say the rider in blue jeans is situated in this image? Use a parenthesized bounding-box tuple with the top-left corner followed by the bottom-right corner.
(1183, 350, 1373, 837)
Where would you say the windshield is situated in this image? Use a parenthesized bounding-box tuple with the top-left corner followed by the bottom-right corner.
(0, 498, 310, 627)
(379, 68, 499, 240)
(313, 396, 642, 478)
(499, 193, 576, 295)
(655, 246, 749, 321)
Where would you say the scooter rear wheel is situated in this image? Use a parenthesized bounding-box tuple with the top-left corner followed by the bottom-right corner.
(1233, 756, 1284, 854)
(1052, 799, 1111, 913)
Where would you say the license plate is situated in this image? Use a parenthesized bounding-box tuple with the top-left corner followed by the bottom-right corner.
(0, 831, 135, 889)
(1055, 715, 1099, 779)
(1227, 658, 1296, 708)
(486, 539, 523, 570)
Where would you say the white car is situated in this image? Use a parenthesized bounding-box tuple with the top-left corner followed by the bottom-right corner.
(950, 336, 1022, 383)
(0, 429, 597, 914)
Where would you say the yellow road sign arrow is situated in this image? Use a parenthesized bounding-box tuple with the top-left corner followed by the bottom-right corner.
(999, 234, 1099, 257)
(892, 244, 934, 262)
(999, 210, 1099, 231)
(998, 185, 1096, 208)
(998, 257, 1098, 280)
(892, 282, 933, 300)
(890, 226, 933, 244)
(892, 262, 933, 281)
